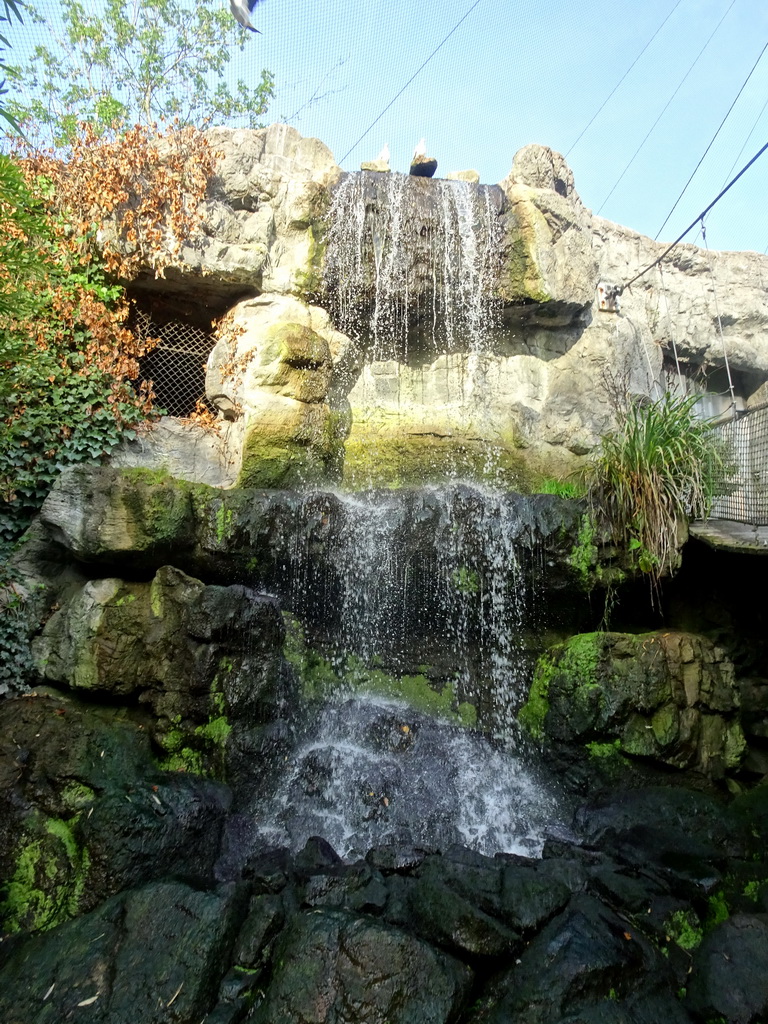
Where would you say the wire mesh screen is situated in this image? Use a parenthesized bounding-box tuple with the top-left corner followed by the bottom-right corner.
(135, 311, 215, 417)
(709, 404, 768, 525)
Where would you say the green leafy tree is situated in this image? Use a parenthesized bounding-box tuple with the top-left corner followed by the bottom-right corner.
(7, 0, 274, 145)
(0, 0, 24, 132)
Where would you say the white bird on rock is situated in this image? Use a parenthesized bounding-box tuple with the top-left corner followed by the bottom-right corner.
(230, 0, 263, 33)
(376, 143, 390, 164)
(412, 138, 427, 160)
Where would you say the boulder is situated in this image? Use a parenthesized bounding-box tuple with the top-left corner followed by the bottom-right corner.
(499, 143, 599, 319)
(687, 913, 768, 1023)
(0, 881, 241, 1023)
(0, 692, 230, 935)
(205, 293, 354, 487)
(146, 123, 342, 304)
(520, 630, 746, 777)
(110, 416, 244, 488)
(467, 894, 676, 1023)
(248, 909, 473, 1024)
(30, 564, 288, 778)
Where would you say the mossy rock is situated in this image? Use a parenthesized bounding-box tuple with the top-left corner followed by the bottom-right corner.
(519, 630, 746, 778)
(342, 433, 531, 491)
(283, 614, 476, 727)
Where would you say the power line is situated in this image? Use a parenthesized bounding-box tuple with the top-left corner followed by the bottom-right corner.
(655, 38, 768, 240)
(339, 0, 484, 165)
(566, 0, 685, 157)
(621, 138, 768, 292)
(597, 0, 738, 216)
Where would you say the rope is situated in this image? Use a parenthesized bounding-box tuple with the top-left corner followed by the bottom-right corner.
(597, 0, 738, 216)
(339, 0, 484, 165)
(655, 38, 768, 240)
(566, 0, 685, 157)
(620, 138, 768, 292)
(700, 219, 738, 419)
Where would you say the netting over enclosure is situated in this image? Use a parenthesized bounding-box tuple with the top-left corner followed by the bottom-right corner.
(709, 404, 768, 526)
(135, 310, 216, 417)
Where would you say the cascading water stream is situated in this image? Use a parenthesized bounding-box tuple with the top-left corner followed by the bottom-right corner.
(241, 171, 562, 861)
(323, 171, 504, 360)
(247, 486, 564, 860)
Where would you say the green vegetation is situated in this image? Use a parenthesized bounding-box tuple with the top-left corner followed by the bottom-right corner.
(538, 477, 585, 499)
(519, 633, 602, 740)
(0, 567, 36, 692)
(342, 434, 528, 491)
(0, 0, 23, 133)
(666, 909, 703, 951)
(1, 814, 90, 933)
(569, 514, 600, 589)
(518, 654, 555, 739)
(585, 738, 621, 758)
(706, 890, 729, 930)
(215, 504, 236, 545)
(743, 879, 762, 902)
(586, 391, 731, 591)
(7, 0, 274, 147)
(451, 566, 480, 596)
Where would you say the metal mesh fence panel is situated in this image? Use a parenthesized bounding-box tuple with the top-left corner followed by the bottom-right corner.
(135, 311, 215, 417)
(709, 404, 768, 525)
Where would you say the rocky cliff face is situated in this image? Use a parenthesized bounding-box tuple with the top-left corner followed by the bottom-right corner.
(120, 124, 768, 490)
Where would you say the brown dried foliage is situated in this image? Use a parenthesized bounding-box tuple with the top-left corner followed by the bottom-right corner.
(21, 121, 215, 280)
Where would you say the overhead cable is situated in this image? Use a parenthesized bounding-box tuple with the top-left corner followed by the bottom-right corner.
(720, 91, 768, 189)
(621, 138, 768, 293)
(597, 0, 738, 216)
(339, 0, 484, 164)
(655, 38, 768, 240)
(566, 0, 685, 157)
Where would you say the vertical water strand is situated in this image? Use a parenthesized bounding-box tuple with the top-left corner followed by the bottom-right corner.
(329, 493, 404, 665)
(483, 493, 528, 741)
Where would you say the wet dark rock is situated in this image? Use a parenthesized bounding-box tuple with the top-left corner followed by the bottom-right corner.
(247, 908, 473, 1024)
(738, 676, 768, 739)
(233, 893, 285, 968)
(407, 874, 520, 957)
(29, 563, 289, 782)
(301, 863, 389, 914)
(365, 843, 434, 873)
(687, 913, 768, 1023)
(499, 861, 573, 931)
(0, 691, 230, 935)
(574, 788, 742, 900)
(294, 835, 344, 876)
(467, 894, 673, 1023)
(0, 880, 242, 1024)
(32, 466, 586, 596)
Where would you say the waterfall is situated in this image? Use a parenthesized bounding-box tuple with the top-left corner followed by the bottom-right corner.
(247, 486, 565, 859)
(323, 171, 504, 361)
(240, 172, 563, 860)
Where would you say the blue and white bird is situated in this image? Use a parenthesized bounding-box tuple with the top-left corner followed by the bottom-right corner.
(230, 0, 263, 33)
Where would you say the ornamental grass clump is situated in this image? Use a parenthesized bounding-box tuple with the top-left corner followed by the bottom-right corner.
(588, 391, 731, 587)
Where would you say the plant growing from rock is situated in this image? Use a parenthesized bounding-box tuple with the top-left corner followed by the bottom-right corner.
(0, 123, 214, 546)
(586, 390, 731, 591)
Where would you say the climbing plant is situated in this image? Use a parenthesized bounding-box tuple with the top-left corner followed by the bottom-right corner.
(0, 123, 214, 548)
(586, 390, 730, 590)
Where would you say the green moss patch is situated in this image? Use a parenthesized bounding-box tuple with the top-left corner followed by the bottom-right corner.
(284, 614, 476, 726)
(1, 814, 91, 934)
(342, 434, 529, 491)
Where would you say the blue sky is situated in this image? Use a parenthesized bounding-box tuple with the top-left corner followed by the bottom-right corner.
(19, 0, 768, 252)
